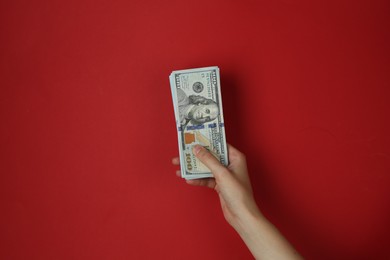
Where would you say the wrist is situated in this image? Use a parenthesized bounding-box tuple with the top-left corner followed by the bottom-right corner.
(231, 206, 303, 260)
(231, 203, 265, 236)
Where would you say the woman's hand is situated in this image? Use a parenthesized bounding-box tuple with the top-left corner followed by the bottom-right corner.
(172, 144, 262, 230)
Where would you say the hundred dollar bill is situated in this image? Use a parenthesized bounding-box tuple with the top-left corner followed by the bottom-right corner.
(169, 66, 228, 179)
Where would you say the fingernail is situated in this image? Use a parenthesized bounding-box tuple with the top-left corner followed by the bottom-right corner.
(193, 145, 202, 155)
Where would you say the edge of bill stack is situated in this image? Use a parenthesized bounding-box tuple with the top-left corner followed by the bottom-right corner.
(169, 66, 228, 180)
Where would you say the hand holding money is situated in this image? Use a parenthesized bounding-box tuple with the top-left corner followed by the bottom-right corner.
(170, 69, 303, 259)
(169, 66, 228, 179)
(172, 143, 258, 226)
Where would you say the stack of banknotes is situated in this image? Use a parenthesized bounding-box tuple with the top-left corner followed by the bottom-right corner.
(169, 66, 228, 179)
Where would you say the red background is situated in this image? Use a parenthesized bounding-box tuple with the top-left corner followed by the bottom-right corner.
(1, 0, 389, 259)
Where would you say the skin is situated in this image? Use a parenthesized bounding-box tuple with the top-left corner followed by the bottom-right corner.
(172, 144, 303, 260)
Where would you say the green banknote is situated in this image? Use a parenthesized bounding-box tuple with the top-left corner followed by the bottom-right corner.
(169, 66, 228, 179)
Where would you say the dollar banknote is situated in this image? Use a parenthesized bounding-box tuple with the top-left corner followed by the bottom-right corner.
(169, 66, 228, 179)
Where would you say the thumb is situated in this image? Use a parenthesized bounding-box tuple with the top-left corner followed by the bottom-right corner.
(193, 145, 228, 180)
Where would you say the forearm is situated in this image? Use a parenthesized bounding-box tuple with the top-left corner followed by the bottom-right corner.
(234, 210, 303, 260)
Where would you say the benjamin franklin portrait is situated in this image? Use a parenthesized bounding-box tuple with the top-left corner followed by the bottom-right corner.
(176, 88, 219, 126)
